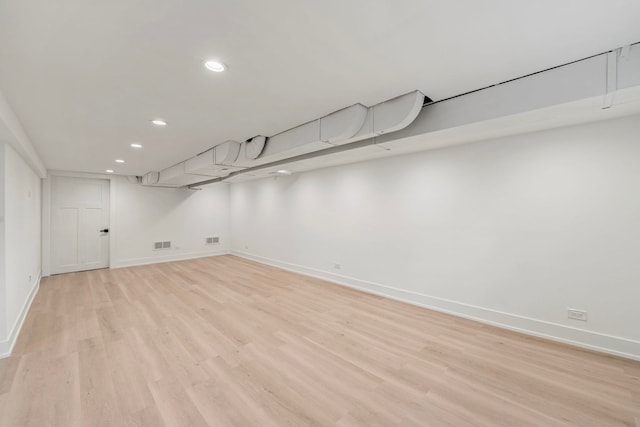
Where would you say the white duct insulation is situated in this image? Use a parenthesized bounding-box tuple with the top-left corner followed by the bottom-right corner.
(184, 141, 244, 177)
(255, 92, 424, 165)
(217, 43, 640, 185)
(140, 90, 426, 187)
(141, 171, 159, 186)
(143, 43, 640, 188)
(235, 136, 268, 167)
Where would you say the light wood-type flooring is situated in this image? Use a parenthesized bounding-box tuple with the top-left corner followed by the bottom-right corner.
(0, 255, 639, 426)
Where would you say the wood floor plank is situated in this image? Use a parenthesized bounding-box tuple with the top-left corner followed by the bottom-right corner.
(124, 328, 172, 383)
(126, 405, 167, 427)
(78, 340, 124, 427)
(0, 356, 20, 395)
(0, 254, 638, 426)
(104, 338, 155, 415)
(148, 376, 210, 427)
(43, 352, 82, 427)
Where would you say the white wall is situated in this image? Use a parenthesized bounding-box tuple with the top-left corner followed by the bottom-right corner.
(0, 143, 41, 355)
(0, 145, 6, 341)
(42, 174, 231, 272)
(230, 114, 640, 359)
(112, 176, 230, 267)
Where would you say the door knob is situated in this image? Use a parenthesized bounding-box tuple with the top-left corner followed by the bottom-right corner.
(100, 229, 109, 233)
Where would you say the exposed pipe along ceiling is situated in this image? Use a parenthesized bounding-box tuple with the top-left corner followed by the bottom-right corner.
(133, 43, 640, 190)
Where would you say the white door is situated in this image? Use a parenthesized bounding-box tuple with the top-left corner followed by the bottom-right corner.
(51, 176, 110, 274)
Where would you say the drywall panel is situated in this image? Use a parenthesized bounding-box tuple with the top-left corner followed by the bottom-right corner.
(2, 144, 41, 351)
(0, 145, 5, 341)
(113, 176, 230, 267)
(230, 114, 640, 359)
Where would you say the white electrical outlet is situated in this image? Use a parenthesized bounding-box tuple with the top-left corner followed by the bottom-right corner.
(568, 308, 588, 321)
(333, 263, 341, 270)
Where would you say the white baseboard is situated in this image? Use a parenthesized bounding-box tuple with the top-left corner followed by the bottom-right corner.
(112, 248, 230, 269)
(230, 250, 640, 361)
(0, 274, 41, 358)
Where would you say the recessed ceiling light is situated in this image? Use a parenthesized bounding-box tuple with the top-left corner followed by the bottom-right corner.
(106, 169, 114, 173)
(276, 169, 292, 175)
(204, 60, 226, 73)
(151, 119, 167, 126)
(115, 159, 125, 163)
(130, 143, 143, 149)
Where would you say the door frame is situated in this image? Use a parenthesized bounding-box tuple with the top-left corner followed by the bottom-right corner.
(42, 170, 117, 277)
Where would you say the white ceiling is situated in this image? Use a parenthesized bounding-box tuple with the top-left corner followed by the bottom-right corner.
(1, 0, 639, 175)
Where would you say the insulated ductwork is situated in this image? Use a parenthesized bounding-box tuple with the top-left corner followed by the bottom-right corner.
(184, 141, 244, 177)
(157, 163, 206, 187)
(140, 90, 426, 186)
(235, 136, 268, 167)
(141, 171, 160, 186)
(212, 43, 640, 186)
(138, 43, 640, 189)
(140, 141, 244, 187)
(239, 91, 424, 167)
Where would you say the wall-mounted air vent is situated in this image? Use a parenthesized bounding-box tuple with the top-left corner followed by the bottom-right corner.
(205, 236, 219, 245)
(153, 241, 171, 250)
